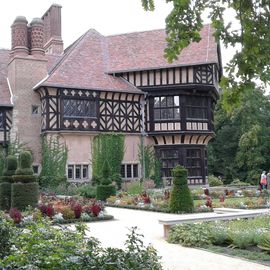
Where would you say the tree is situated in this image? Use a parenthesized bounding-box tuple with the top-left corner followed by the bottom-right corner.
(142, 0, 270, 110)
(208, 88, 270, 183)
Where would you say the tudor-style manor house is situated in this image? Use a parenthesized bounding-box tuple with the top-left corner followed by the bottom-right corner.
(0, 5, 221, 185)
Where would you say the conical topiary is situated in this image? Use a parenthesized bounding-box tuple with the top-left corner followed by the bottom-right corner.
(169, 165, 194, 213)
(96, 160, 116, 201)
(11, 151, 39, 210)
(0, 155, 17, 210)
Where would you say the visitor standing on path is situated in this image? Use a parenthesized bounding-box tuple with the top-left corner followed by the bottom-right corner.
(260, 171, 267, 190)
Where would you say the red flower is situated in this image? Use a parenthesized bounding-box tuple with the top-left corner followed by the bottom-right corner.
(9, 208, 22, 224)
(91, 203, 102, 217)
(73, 204, 83, 219)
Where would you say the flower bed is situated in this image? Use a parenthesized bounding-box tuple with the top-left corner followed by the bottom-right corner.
(167, 215, 270, 265)
(1, 195, 113, 225)
(106, 191, 213, 213)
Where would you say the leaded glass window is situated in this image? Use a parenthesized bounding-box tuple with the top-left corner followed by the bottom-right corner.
(154, 96, 180, 120)
(63, 99, 96, 118)
(186, 96, 208, 120)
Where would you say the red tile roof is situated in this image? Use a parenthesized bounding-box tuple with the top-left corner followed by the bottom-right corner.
(0, 49, 11, 106)
(39, 24, 218, 91)
(106, 24, 218, 73)
(38, 29, 141, 93)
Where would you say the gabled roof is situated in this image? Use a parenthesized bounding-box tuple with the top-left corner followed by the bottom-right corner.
(106, 24, 219, 73)
(0, 49, 11, 106)
(37, 24, 219, 92)
(38, 29, 142, 94)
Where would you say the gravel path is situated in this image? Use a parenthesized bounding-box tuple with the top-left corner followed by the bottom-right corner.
(86, 207, 269, 270)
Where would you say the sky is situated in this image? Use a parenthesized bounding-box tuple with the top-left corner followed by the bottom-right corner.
(0, 0, 232, 69)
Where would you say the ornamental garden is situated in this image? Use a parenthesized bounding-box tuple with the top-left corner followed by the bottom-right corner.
(0, 134, 270, 269)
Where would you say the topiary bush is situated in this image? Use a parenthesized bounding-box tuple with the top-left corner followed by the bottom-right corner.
(111, 173, 122, 190)
(208, 175, 223, 187)
(96, 185, 116, 201)
(0, 155, 17, 210)
(11, 151, 39, 210)
(169, 165, 194, 213)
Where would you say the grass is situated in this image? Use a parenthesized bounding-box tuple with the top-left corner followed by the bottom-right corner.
(204, 245, 270, 266)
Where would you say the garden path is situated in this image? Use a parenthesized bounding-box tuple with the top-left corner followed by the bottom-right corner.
(85, 207, 269, 270)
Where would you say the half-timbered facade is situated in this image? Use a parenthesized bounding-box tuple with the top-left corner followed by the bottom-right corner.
(0, 5, 221, 185)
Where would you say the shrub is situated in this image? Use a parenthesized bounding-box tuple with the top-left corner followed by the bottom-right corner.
(126, 181, 143, 195)
(73, 204, 83, 219)
(210, 224, 230, 245)
(0, 218, 14, 259)
(11, 182, 39, 210)
(11, 151, 39, 210)
(61, 206, 75, 220)
(208, 175, 223, 187)
(91, 175, 102, 186)
(78, 184, 96, 198)
(90, 203, 102, 217)
(168, 223, 212, 247)
(0, 220, 163, 269)
(229, 179, 250, 186)
(0, 155, 17, 210)
(96, 185, 116, 201)
(169, 166, 194, 213)
(258, 232, 270, 253)
(111, 173, 122, 190)
(9, 208, 22, 224)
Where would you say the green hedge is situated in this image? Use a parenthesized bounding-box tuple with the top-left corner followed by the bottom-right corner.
(169, 166, 194, 213)
(0, 176, 12, 183)
(96, 185, 116, 201)
(13, 175, 37, 183)
(11, 182, 39, 210)
(0, 182, 11, 210)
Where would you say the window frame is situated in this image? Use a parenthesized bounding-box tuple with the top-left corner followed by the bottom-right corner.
(120, 163, 139, 180)
(67, 164, 89, 181)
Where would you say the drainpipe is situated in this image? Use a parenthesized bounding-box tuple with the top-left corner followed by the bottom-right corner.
(140, 93, 147, 180)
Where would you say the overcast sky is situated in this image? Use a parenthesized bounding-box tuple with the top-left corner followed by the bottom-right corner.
(0, 0, 233, 68)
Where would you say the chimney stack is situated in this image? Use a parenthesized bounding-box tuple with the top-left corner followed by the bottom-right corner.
(30, 18, 45, 56)
(11, 16, 29, 56)
(42, 4, 63, 55)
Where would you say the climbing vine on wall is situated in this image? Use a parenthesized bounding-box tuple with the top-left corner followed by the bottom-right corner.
(39, 135, 68, 187)
(92, 133, 125, 178)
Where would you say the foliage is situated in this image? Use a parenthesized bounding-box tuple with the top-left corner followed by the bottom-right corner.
(92, 133, 125, 178)
(0, 218, 13, 259)
(96, 185, 116, 201)
(111, 173, 123, 190)
(9, 208, 22, 224)
(11, 151, 39, 210)
(78, 184, 96, 198)
(169, 166, 194, 213)
(0, 220, 163, 269)
(208, 175, 223, 187)
(258, 232, 270, 254)
(0, 155, 17, 210)
(208, 89, 270, 184)
(101, 159, 112, 185)
(142, 0, 270, 110)
(138, 144, 162, 186)
(138, 144, 154, 179)
(40, 135, 68, 188)
(126, 181, 143, 195)
(228, 179, 251, 186)
(11, 182, 39, 210)
(168, 223, 212, 247)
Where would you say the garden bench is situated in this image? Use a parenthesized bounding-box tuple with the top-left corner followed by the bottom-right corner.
(159, 209, 270, 238)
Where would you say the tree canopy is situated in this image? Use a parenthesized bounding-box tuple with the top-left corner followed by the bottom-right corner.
(208, 88, 270, 184)
(142, 0, 270, 110)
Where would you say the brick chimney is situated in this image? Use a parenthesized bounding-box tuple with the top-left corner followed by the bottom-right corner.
(29, 18, 45, 56)
(42, 4, 63, 55)
(11, 16, 29, 56)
